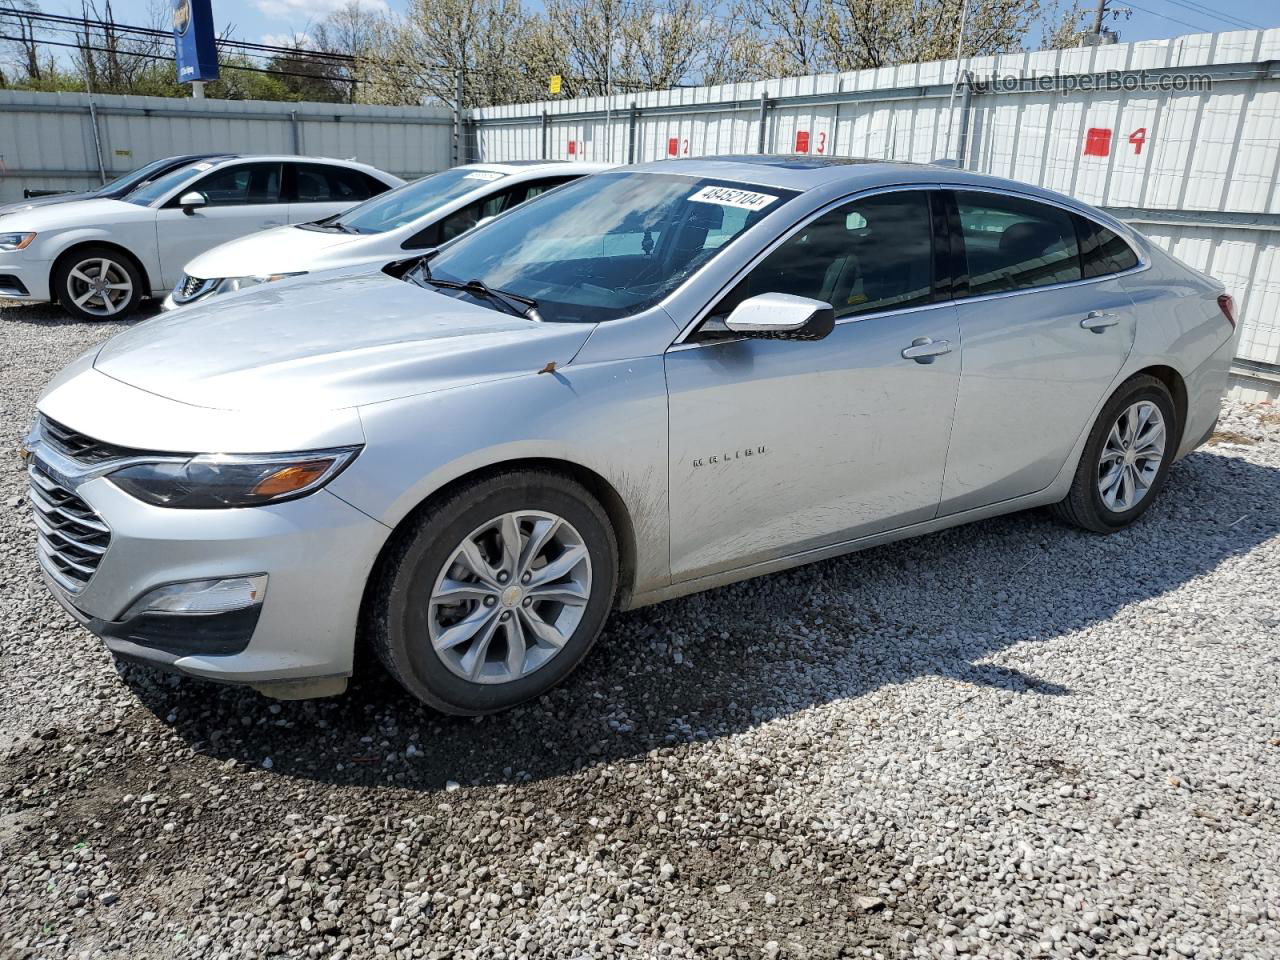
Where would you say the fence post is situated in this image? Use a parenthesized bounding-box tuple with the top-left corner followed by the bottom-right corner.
(289, 110, 301, 154)
(627, 103, 638, 163)
(541, 110, 549, 160)
(956, 75, 973, 169)
(86, 100, 106, 185)
(757, 91, 769, 154)
(452, 70, 464, 167)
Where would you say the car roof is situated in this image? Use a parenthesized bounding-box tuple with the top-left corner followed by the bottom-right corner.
(618, 154, 1122, 224)
(460, 161, 615, 176)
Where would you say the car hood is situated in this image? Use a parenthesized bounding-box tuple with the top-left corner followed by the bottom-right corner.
(93, 270, 596, 410)
(0, 190, 96, 216)
(183, 223, 378, 279)
(0, 196, 151, 229)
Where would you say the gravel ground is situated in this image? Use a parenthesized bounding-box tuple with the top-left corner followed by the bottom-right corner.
(2, 298, 1278, 960)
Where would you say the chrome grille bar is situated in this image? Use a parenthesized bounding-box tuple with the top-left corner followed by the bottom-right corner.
(27, 463, 111, 594)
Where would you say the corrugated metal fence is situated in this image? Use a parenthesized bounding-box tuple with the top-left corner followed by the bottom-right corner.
(0, 89, 454, 201)
(471, 29, 1280, 398)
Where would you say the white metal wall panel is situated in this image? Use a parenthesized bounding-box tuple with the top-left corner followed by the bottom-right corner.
(0, 89, 452, 202)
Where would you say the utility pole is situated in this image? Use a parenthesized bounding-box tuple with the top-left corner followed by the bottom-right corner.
(1091, 0, 1106, 41)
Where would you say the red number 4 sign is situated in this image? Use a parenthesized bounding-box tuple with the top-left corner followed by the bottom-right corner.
(1129, 127, 1148, 155)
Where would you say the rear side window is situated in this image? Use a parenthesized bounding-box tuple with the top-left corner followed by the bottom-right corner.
(1075, 216, 1140, 278)
(293, 163, 377, 204)
(955, 191, 1081, 295)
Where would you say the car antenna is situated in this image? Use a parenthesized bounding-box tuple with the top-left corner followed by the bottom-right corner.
(538, 361, 557, 375)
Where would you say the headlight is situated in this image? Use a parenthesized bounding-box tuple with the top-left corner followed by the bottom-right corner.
(108, 447, 360, 509)
(216, 272, 307, 294)
(0, 232, 36, 251)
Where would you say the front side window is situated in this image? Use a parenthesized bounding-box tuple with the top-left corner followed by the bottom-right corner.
(184, 163, 282, 207)
(713, 189, 935, 320)
(330, 168, 511, 235)
(955, 191, 1081, 295)
(438, 185, 528, 242)
(414, 172, 796, 323)
(1077, 217, 1140, 278)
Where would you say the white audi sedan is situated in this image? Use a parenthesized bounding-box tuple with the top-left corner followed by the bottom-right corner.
(163, 161, 612, 311)
(0, 155, 402, 320)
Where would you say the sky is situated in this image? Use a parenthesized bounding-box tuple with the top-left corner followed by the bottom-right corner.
(41, 0, 1280, 61)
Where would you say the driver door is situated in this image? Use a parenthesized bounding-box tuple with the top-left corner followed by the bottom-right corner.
(664, 188, 962, 582)
(154, 162, 288, 289)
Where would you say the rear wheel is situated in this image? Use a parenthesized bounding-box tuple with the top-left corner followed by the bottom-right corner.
(369, 471, 618, 715)
(54, 247, 143, 321)
(1050, 374, 1178, 533)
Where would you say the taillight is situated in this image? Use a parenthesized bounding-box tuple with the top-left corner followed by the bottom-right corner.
(1217, 293, 1236, 329)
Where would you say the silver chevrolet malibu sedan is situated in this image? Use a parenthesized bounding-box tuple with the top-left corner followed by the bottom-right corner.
(26, 157, 1238, 715)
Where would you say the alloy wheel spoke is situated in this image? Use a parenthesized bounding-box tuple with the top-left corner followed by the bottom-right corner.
(73, 289, 96, 307)
(458, 614, 503, 680)
(526, 581, 589, 606)
(456, 537, 500, 586)
(518, 605, 569, 648)
(504, 614, 527, 677)
(433, 578, 498, 603)
(518, 516, 561, 576)
(70, 267, 92, 285)
(527, 545, 588, 587)
(433, 603, 498, 651)
(497, 512, 522, 577)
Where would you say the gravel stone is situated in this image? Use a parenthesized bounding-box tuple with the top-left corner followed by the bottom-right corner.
(2, 297, 1278, 959)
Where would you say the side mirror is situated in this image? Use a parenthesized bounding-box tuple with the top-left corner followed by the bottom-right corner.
(474, 215, 496, 229)
(723, 292, 835, 341)
(178, 191, 207, 215)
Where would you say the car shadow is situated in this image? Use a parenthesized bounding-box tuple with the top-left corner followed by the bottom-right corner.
(0, 298, 160, 326)
(121, 447, 1278, 791)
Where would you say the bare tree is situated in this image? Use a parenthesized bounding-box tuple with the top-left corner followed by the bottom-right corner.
(1, 0, 54, 84)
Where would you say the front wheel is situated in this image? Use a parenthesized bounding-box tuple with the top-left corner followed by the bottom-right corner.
(1050, 374, 1178, 533)
(53, 246, 143, 321)
(369, 471, 618, 715)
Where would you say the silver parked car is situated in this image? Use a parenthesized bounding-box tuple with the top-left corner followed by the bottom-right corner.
(25, 157, 1238, 715)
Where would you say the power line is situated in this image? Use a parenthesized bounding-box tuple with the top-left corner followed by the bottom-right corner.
(1123, 0, 1217, 32)
(0, 32, 361, 83)
(1155, 0, 1263, 30)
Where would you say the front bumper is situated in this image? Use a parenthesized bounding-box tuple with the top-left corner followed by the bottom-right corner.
(35, 469, 390, 686)
(0, 257, 52, 301)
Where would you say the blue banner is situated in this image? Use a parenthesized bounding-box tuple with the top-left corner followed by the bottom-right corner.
(172, 0, 219, 84)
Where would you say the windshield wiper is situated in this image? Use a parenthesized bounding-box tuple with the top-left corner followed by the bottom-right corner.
(421, 274, 540, 320)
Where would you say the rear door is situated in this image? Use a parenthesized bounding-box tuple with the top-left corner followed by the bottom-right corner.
(153, 161, 287, 289)
(286, 162, 381, 224)
(938, 189, 1139, 515)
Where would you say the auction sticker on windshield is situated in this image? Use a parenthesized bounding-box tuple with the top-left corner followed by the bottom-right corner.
(464, 172, 505, 181)
(688, 185, 779, 211)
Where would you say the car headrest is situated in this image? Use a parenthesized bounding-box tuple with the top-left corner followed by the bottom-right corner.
(1000, 221, 1065, 257)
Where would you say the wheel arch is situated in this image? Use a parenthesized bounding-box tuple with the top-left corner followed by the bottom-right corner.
(50, 240, 152, 304)
(357, 456, 641, 649)
(1131, 363, 1188, 447)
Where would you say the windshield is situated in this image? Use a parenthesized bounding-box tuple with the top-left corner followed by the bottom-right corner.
(416, 172, 795, 323)
(330, 168, 510, 234)
(95, 156, 184, 196)
(122, 160, 213, 206)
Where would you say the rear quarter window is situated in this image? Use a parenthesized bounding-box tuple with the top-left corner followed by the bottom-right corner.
(1075, 215, 1140, 278)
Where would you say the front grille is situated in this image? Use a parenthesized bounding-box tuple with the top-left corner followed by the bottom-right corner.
(40, 415, 147, 465)
(175, 274, 215, 302)
(28, 463, 111, 594)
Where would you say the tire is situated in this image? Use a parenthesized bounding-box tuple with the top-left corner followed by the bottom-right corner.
(369, 470, 618, 715)
(53, 246, 144, 321)
(1050, 374, 1179, 533)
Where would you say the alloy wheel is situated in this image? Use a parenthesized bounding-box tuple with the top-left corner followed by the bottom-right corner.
(427, 510, 592, 684)
(1097, 400, 1166, 512)
(66, 257, 133, 317)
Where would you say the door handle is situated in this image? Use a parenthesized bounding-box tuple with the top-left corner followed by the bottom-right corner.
(901, 337, 952, 363)
(1081, 311, 1120, 332)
